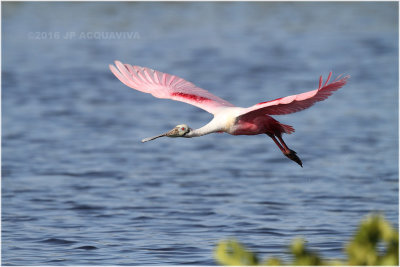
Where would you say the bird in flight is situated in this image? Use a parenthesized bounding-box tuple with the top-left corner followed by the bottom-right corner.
(110, 61, 349, 167)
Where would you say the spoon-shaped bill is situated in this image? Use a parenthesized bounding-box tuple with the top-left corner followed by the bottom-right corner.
(141, 133, 167, 143)
(141, 127, 181, 143)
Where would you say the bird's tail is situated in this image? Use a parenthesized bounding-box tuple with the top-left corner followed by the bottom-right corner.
(281, 123, 295, 134)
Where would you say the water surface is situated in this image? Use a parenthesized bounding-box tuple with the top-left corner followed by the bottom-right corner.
(2, 2, 398, 265)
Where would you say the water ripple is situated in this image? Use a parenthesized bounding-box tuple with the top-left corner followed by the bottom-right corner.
(2, 2, 398, 265)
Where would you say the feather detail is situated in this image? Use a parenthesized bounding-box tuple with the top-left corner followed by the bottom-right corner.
(239, 72, 349, 117)
(110, 61, 235, 114)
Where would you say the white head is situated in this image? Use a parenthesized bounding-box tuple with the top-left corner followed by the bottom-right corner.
(141, 124, 192, 143)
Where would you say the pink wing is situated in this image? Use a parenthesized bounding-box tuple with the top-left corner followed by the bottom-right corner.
(109, 61, 235, 114)
(239, 72, 349, 118)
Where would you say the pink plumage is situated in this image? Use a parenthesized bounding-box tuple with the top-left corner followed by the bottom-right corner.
(109, 60, 349, 167)
(240, 72, 349, 116)
(109, 61, 234, 114)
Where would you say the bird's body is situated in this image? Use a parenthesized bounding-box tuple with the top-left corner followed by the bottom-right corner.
(110, 61, 349, 167)
(187, 107, 291, 136)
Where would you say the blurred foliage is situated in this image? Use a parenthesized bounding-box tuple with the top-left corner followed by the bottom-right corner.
(215, 214, 398, 266)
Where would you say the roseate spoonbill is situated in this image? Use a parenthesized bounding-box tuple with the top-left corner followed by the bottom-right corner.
(109, 61, 349, 167)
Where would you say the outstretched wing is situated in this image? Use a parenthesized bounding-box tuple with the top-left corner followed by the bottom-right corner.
(239, 72, 349, 118)
(109, 61, 235, 114)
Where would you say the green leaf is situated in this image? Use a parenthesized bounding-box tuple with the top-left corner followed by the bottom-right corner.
(215, 214, 398, 266)
(215, 239, 259, 266)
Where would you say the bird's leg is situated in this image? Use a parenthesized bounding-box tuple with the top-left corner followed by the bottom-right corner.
(267, 133, 303, 167)
(277, 134, 303, 167)
(267, 133, 285, 153)
(276, 135, 290, 151)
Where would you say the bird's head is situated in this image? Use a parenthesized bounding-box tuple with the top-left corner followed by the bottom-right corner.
(141, 124, 192, 143)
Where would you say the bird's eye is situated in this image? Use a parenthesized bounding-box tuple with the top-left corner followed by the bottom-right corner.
(181, 127, 185, 131)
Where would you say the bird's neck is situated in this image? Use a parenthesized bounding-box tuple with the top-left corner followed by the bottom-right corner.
(185, 114, 230, 138)
(186, 123, 218, 138)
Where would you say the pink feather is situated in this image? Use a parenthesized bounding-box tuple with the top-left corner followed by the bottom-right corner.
(239, 73, 349, 117)
(109, 61, 234, 114)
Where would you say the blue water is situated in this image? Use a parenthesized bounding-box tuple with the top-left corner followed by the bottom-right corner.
(2, 2, 398, 265)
